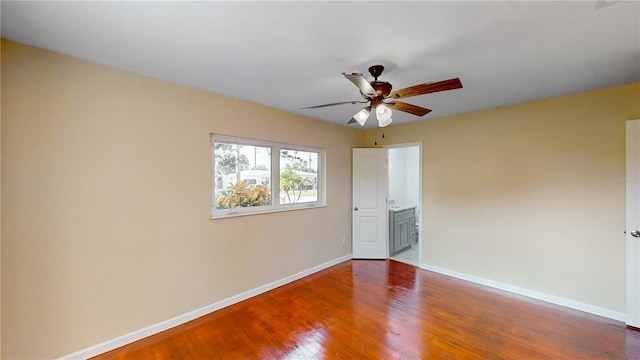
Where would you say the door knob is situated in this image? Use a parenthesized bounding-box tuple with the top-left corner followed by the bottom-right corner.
(354, 207, 358, 211)
(632, 230, 640, 238)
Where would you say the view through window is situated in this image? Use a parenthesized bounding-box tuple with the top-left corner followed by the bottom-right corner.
(213, 141, 273, 209)
(212, 135, 323, 217)
(280, 149, 318, 204)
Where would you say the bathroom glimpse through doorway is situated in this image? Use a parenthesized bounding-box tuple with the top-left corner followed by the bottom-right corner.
(386, 143, 422, 267)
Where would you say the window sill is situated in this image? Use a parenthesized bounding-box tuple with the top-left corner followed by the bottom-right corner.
(210, 203, 327, 219)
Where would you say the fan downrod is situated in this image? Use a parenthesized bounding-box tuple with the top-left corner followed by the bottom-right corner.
(368, 65, 384, 80)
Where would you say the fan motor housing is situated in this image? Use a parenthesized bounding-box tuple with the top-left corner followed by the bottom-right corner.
(371, 81, 392, 98)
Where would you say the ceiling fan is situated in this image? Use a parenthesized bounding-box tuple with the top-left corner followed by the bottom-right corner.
(302, 65, 462, 127)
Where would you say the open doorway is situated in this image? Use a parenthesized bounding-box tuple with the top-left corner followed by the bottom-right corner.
(386, 143, 421, 266)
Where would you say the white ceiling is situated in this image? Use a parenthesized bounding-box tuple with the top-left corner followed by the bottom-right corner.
(2, 1, 639, 129)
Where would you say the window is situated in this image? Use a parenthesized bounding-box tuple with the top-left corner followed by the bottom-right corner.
(211, 135, 325, 218)
(280, 148, 318, 204)
(213, 140, 273, 209)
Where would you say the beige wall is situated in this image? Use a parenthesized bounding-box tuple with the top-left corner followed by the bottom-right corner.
(367, 82, 640, 314)
(1, 40, 364, 359)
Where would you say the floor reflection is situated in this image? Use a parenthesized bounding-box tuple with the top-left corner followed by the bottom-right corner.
(281, 327, 327, 359)
(385, 259, 424, 357)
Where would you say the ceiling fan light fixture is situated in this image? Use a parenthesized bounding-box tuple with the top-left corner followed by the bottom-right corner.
(352, 107, 370, 126)
(378, 117, 393, 127)
(375, 104, 392, 127)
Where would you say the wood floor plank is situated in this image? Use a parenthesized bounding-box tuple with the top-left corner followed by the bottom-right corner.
(92, 260, 640, 359)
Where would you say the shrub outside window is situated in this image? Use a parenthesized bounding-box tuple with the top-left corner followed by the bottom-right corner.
(212, 135, 325, 218)
(213, 141, 272, 209)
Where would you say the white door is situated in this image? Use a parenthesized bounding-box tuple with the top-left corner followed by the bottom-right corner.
(352, 148, 388, 259)
(626, 119, 640, 327)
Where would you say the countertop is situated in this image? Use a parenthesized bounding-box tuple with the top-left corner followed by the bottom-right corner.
(388, 204, 416, 212)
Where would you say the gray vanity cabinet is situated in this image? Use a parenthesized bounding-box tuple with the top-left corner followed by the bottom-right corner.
(389, 207, 416, 256)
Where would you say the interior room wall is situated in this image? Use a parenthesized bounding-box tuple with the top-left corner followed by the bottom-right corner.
(388, 148, 408, 205)
(3, 37, 638, 359)
(366, 82, 640, 315)
(406, 146, 420, 207)
(388, 146, 420, 207)
(1, 40, 364, 359)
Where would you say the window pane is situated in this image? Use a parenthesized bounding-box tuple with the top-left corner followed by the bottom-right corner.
(214, 141, 272, 209)
(280, 149, 318, 204)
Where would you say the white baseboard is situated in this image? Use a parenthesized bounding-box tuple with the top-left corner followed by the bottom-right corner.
(420, 263, 626, 322)
(58, 254, 352, 360)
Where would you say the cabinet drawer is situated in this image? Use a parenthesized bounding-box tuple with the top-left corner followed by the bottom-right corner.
(393, 208, 415, 221)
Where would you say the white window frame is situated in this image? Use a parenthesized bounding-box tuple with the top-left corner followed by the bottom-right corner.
(211, 134, 326, 219)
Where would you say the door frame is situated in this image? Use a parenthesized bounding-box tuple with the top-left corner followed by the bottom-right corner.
(626, 119, 640, 327)
(384, 142, 423, 265)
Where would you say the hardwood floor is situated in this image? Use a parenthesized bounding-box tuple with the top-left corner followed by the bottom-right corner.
(93, 260, 640, 359)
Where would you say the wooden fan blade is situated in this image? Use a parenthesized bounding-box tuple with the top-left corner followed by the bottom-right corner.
(301, 100, 367, 110)
(387, 101, 432, 117)
(343, 73, 377, 97)
(389, 78, 462, 99)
